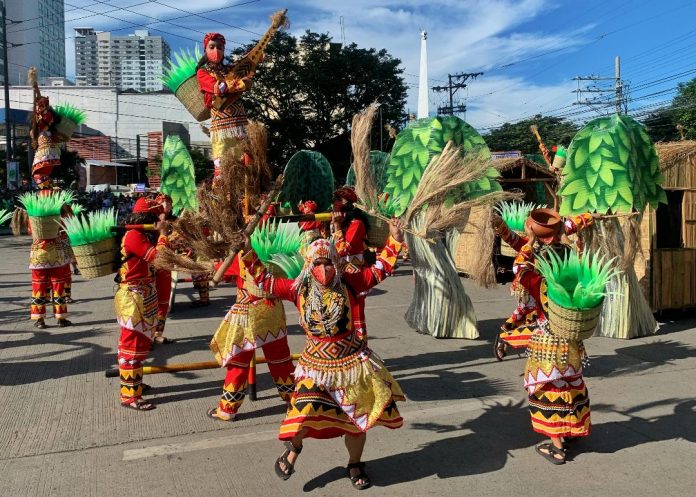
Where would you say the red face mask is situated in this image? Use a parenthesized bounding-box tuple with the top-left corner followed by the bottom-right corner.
(311, 264, 336, 286)
(206, 47, 224, 63)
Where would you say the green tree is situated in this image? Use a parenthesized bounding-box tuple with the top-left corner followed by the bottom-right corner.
(671, 77, 696, 139)
(483, 115, 578, 154)
(230, 31, 407, 168)
(189, 147, 213, 183)
(643, 108, 680, 143)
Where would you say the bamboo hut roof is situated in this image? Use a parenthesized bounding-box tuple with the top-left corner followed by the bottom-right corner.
(655, 140, 696, 190)
(493, 157, 556, 181)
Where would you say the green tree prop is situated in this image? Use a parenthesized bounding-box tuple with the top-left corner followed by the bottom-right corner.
(278, 150, 335, 213)
(346, 150, 390, 190)
(560, 114, 666, 339)
(385, 116, 502, 339)
(160, 135, 198, 215)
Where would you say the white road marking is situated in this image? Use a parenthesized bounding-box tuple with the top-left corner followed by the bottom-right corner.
(122, 395, 516, 461)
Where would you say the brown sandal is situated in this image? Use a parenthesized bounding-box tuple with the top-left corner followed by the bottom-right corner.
(275, 441, 302, 480)
(535, 442, 565, 465)
(121, 399, 156, 411)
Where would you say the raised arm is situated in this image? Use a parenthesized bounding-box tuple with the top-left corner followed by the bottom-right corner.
(492, 213, 528, 252)
(564, 213, 594, 235)
(344, 234, 402, 294)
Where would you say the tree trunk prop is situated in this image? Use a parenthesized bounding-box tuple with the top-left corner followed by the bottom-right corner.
(586, 218, 657, 339)
(404, 218, 478, 339)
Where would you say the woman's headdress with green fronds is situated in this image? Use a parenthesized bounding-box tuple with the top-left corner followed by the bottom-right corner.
(0, 208, 12, 225)
(60, 208, 118, 246)
(495, 201, 545, 232)
(19, 190, 75, 217)
(163, 45, 202, 93)
(53, 103, 87, 125)
(536, 249, 620, 310)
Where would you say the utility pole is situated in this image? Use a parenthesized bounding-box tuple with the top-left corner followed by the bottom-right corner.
(433, 72, 483, 117)
(573, 55, 628, 115)
(1, 1, 13, 162)
(615, 55, 623, 115)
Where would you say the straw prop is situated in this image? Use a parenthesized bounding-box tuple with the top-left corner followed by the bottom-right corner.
(536, 249, 620, 309)
(212, 175, 284, 285)
(19, 190, 75, 217)
(354, 203, 435, 244)
(153, 246, 214, 274)
(11, 208, 27, 236)
(351, 103, 381, 204)
(404, 143, 516, 232)
(61, 209, 118, 246)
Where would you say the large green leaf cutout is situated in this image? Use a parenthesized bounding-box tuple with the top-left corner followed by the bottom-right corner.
(384, 116, 501, 216)
(559, 114, 666, 216)
(346, 150, 391, 192)
(160, 135, 198, 215)
(278, 150, 335, 214)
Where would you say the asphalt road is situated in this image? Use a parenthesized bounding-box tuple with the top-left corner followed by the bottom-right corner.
(1, 234, 695, 497)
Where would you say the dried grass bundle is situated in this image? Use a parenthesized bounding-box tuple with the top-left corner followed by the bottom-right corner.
(270, 9, 290, 29)
(153, 246, 214, 273)
(351, 103, 380, 204)
(405, 142, 516, 232)
(246, 121, 272, 195)
(467, 206, 497, 288)
(655, 140, 696, 171)
(11, 208, 27, 236)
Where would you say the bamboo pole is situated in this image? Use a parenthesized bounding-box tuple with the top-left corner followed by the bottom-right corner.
(104, 353, 302, 377)
(354, 203, 436, 244)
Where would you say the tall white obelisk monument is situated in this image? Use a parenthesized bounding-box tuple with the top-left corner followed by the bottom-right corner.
(417, 30, 429, 119)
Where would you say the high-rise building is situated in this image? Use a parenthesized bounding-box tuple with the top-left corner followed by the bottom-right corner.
(2, 0, 66, 85)
(74, 28, 170, 92)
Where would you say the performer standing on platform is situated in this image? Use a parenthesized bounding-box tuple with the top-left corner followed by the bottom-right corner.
(196, 32, 251, 180)
(114, 198, 167, 410)
(242, 219, 406, 490)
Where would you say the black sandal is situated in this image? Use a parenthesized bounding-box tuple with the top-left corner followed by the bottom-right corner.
(347, 462, 372, 490)
(153, 336, 175, 345)
(535, 442, 566, 465)
(207, 407, 235, 422)
(275, 441, 302, 480)
(34, 319, 47, 329)
(494, 334, 507, 361)
(57, 319, 72, 328)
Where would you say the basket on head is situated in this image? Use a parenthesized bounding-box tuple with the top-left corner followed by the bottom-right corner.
(54, 119, 78, 142)
(546, 299, 601, 341)
(175, 76, 211, 122)
(72, 238, 116, 279)
(365, 215, 391, 247)
(29, 215, 61, 240)
(499, 231, 524, 258)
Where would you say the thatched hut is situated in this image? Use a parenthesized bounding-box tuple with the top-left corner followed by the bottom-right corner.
(636, 141, 696, 311)
(454, 156, 556, 274)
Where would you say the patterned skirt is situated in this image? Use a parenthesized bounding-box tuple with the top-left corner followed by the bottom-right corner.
(210, 298, 287, 367)
(279, 330, 404, 440)
(525, 330, 591, 438)
(114, 281, 158, 338)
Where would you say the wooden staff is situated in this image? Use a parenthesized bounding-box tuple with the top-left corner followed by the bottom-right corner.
(104, 353, 302, 377)
(211, 174, 284, 285)
(110, 224, 157, 233)
(529, 124, 552, 167)
(355, 203, 436, 244)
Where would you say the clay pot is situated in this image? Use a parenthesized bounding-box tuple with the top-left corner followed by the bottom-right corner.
(526, 208, 562, 242)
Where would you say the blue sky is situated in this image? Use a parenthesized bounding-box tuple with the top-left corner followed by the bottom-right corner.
(61, 0, 696, 130)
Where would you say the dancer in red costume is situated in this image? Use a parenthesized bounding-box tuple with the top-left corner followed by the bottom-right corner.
(114, 198, 167, 410)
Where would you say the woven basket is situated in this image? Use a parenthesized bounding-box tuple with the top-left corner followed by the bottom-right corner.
(500, 230, 524, 258)
(54, 118, 77, 142)
(547, 300, 602, 341)
(29, 215, 61, 240)
(266, 261, 287, 278)
(72, 238, 116, 279)
(366, 216, 391, 247)
(175, 77, 211, 122)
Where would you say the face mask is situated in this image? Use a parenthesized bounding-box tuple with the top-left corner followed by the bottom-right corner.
(207, 48, 224, 63)
(311, 264, 336, 286)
